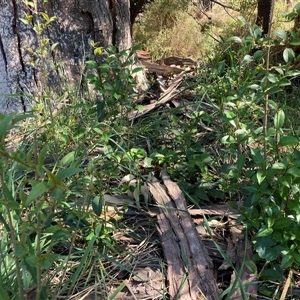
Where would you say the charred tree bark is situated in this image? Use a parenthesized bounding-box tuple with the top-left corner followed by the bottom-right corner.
(256, 0, 275, 35)
(202, 0, 213, 11)
(0, 0, 144, 113)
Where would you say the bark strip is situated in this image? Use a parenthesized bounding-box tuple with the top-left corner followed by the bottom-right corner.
(148, 170, 219, 300)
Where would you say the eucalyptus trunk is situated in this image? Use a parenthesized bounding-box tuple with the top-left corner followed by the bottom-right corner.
(0, 0, 145, 113)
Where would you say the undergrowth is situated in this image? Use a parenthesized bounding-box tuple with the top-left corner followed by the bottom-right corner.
(2, 1, 300, 299)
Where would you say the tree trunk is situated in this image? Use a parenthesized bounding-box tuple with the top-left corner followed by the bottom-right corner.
(0, 0, 144, 113)
(202, 0, 212, 11)
(256, 0, 275, 35)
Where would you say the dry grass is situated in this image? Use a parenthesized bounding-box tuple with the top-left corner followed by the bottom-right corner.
(133, 0, 296, 61)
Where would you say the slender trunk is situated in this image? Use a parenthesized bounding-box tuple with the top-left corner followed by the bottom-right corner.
(256, 0, 275, 35)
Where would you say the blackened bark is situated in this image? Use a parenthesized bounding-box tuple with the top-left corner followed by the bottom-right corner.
(0, 0, 144, 113)
(256, 0, 275, 35)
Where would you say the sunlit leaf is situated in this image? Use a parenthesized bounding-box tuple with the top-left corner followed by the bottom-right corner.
(60, 151, 75, 166)
(227, 36, 242, 43)
(274, 109, 285, 130)
(256, 170, 266, 185)
(283, 48, 295, 64)
(287, 167, 300, 177)
(274, 29, 287, 40)
(256, 227, 273, 237)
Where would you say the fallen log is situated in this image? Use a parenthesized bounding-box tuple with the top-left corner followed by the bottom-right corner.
(148, 168, 219, 300)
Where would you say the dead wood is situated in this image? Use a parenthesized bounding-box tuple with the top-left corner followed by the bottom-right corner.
(148, 169, 219, 300)
(128, 72, 184, 121)
(160, 56, 197, 67)
(141, 60, 185, 75)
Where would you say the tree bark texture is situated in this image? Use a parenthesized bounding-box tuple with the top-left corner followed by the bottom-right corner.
(0, 0, 132, 113)
(256, 0, 275, 35)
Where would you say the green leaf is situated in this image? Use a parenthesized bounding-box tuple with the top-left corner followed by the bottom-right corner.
(74, 127, 88, 139)
(38, 145, 48, 165)
(245, 258, 257, 274)
(56, 167, 82, 181)
(221, 135, 235, 144)
(265, 86, 282, 95)
(290, 38, 300, 45)
(227, 36, 242, 43)
(50, 42, 59, 52)
(25, 255, 38, 267)
(92, 195, 103, 216)
(0, 113, 14, 142)
(108, 281, 127, 300)
(24, 182, 50, 206)
(273, 217, 293, 229)
(0, 286, 10, 300)
(95, 224, 103, 237)
(274, 29, 287, 40)
(256, 227, 273, 237)
(260, 266, 283, 281)
(194, 189, 210, 201)
(43, 254, 59, 269)
(267, 73, 278, 83)
(278, 77, 291, 87)
(295, 2, 300, 13)
(271, 162, 286, 170)
(85, 60, 98, 69)
(250, 148, 264, 164)
(12, 112, 34, 124)
(283, 48, 295, 64)
(144, 157, 152, 167)
(274, 109, 285, 130)
(60, 151, 75, 166)
(278, 136, 298, 146)
(287, 167, 300, 177)
(256, 170, 266, 185)
(97, 101, 106, 122)
(52, 230, 68, 240)
(281, 255, 294, 269)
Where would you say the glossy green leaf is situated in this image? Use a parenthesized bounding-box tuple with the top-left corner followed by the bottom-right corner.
(250, 148, 264, 164)
(283, 48, 295, 64)
(92, 195, 103, 216)
(287, 167, 300, 177)
(278, 136, 298, 146)
(274, 29, 287, 40)
(273, 217, 293, 229)
(227, 36, 242, 43)
(290, 38, 300, 45)
(256, 227, 273, 237)
(281, 255, 294, 269)
(274, 109, 285, 130)
(265, 86, 282, 95)
(256, 170, 266, 185)
(271, 162, 286, 169)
